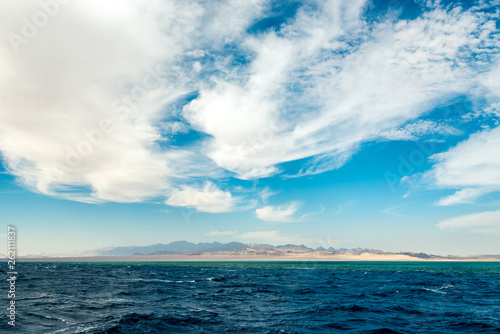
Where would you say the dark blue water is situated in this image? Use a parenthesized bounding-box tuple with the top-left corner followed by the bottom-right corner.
(2, 261, 500, 333)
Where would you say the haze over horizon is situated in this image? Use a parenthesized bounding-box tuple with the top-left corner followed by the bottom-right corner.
(1, 0, 500, 256)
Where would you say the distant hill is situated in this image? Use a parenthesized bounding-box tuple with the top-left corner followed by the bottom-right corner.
(65, 242, 500, 260)
(79, 242, 415, 258)
(81, 241, 249, 256)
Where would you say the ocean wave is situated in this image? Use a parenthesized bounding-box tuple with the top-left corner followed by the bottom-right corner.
(98, 312, 220, 334)
(12, 262, 500, 334)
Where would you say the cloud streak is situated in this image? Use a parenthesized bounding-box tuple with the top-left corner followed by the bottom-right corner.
(429, 126, 500, 205)
(437, 210, 500, 235)
(255, 202, 300, 222)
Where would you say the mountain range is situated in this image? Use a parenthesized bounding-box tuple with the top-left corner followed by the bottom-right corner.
(9, 241, 499, 260)
(81, 241, 250, 256)
(79, 241, 442, 258)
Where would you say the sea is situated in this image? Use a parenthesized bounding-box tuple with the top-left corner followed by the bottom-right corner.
(2, 261, 500, 333)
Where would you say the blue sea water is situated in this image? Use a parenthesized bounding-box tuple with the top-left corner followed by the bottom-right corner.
(2, 261, 500, 333)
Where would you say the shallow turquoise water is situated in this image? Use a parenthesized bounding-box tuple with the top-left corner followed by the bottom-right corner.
(64, 260, 500, 274)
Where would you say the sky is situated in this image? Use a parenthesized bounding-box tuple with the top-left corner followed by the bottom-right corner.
(0, 0, 499, 256)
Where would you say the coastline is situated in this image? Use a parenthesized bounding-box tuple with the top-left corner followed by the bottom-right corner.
(16, 252, 500, 262)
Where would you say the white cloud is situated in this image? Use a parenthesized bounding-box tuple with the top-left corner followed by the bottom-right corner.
(0, 0, 264, 204)
(437, 210, 500, 232)
(429, 126, 500, 205)
(436, 188, 490, 206)
(255, 202, 300, 222)
(184, 2, 499, 178)
(380, 120, 461, 141)
(206, 230, 238, 236)
(0, 0, 499, 211)
(165, 182, 236, 213)
(0, 0, 187, 202)
(425, 58, 500, 205)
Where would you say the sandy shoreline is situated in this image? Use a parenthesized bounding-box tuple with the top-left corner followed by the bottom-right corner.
(17, 253, 500, 262)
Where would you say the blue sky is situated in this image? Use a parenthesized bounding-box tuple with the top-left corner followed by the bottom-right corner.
(0, 0, 499, 256)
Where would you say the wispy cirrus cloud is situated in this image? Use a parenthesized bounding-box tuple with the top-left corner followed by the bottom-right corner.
(0, 0, 499, 213)
(428, 126, 500, 206)
(379, 120, 461, 141)
(259, 187, 278, 203)
(422, 57, 500, 206)
(184, 1, 500, 179)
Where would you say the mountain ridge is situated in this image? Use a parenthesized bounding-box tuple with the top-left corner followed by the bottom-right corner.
(72, 241, 500, 260)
